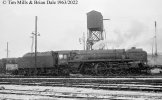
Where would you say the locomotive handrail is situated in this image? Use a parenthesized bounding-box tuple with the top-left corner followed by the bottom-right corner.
(68, 59, 135, 63)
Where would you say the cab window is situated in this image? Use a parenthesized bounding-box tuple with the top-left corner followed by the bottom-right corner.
(63, 55, 67, 59)
(59, 54, 63, 59)
(59, 54, 68, 60)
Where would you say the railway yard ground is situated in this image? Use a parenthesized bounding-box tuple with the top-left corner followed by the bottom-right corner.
(0, 75, 162, 100)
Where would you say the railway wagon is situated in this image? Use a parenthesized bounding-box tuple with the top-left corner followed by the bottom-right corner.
(0, 59, 5, 74)
(68, 47, 148, 76)
(17, 51, 71, 76)
(0, 58, 18, 74)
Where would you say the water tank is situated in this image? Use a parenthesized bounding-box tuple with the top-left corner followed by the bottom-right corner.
(87, 10, 103, 31)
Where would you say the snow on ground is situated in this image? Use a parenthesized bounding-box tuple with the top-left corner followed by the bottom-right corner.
(0, 84, 162, 100)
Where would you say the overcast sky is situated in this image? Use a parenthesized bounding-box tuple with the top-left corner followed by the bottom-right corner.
(0, 0, 162, 58)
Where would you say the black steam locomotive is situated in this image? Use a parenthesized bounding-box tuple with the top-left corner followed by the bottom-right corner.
(0, 47, 148, 76)
(69, 47, 148, 76)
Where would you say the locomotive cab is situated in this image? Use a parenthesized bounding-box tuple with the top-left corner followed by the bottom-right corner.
(58, 53, 68, 65)
(56, 50, 72, 65)
(56, 51, 71, 75)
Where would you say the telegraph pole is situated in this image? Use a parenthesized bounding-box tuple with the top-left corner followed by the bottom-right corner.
(31, 16, 40, 75)
(103, 19, 110, 40)
(154, 21, 158, 56)
(34, 16, 38, 75)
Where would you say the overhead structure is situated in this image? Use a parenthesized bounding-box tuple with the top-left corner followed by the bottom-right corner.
(152, 21, 158, 57)
(154, 21, 158, 56)
(86, 10, 104, 50)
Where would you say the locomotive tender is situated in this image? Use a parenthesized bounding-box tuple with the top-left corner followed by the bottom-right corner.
(0, 58, 18, 74)
(0, 47, 148, 76)
(17, 51, 70, 76)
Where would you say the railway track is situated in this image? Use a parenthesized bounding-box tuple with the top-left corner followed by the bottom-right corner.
(0, 78, 162, 99)
(1, 73, 162, 78)
(0, 77, 162, 92)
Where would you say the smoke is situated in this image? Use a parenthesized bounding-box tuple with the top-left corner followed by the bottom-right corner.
(112, 20, 151, 49)
(157, 28, 162, 53)
(125, 20, 146, 39)
(92, 19, 162, 53)
(93, 19, 153, 51)
(92, 40, 107, 50)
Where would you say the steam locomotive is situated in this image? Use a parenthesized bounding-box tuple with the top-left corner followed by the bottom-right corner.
(69, 47, 148, 75)
(0, 47, 149, 76)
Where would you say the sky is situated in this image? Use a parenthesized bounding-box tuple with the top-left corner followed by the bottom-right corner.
(0, 0, 162, 58)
